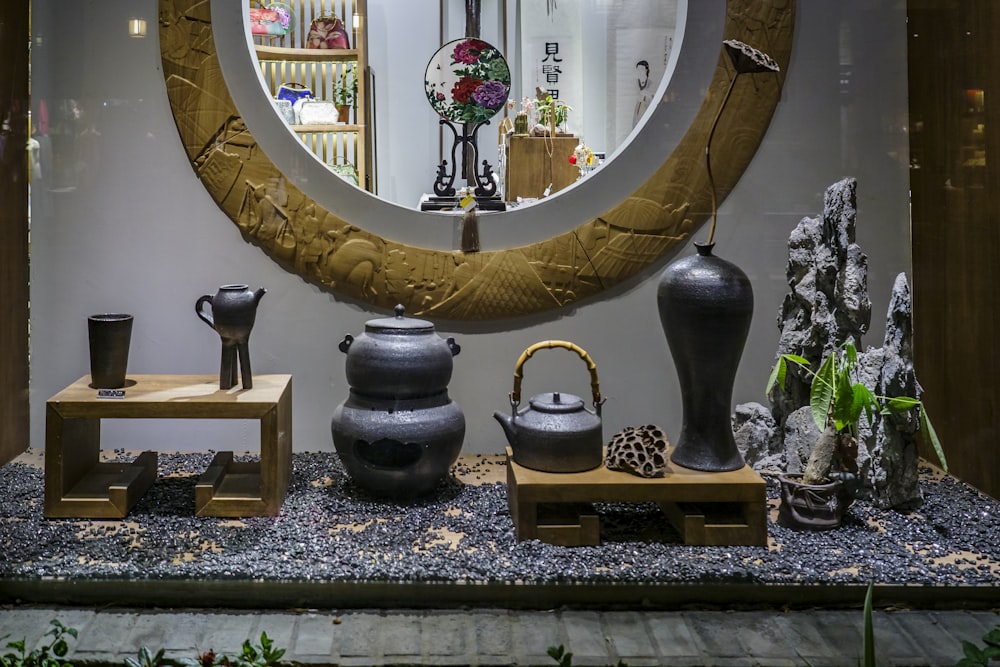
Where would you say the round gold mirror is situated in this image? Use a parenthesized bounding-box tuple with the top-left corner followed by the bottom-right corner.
(158, 0, 794, 321)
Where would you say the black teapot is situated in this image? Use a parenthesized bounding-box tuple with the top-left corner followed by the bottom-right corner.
(196, 284, 266, 390)
(494, 340, 605, 473)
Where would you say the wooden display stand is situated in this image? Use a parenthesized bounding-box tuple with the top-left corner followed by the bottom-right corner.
(506, 447, 767, 547)
(503, 135, 580, 200)
(44, 375, 292, 519)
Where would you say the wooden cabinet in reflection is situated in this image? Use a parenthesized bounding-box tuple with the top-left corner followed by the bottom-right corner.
(502, 135, 580, 201)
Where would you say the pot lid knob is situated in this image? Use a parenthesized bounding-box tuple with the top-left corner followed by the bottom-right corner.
(365, 304, 434, 332)
(528, 391, 585, 413)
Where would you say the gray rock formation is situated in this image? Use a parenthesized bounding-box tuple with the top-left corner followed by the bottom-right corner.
(782, 407, 822, 475)
(733, 403, 783, 472)
(858, 274, 924, 509)
(740, 179, 931, 510)
(769, 178, 872, 426)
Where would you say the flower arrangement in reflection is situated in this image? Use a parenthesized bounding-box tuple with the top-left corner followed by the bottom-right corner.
(703, 39, 780, 245)
(425, 38, 511, 125)
(569, 142, 595, 178)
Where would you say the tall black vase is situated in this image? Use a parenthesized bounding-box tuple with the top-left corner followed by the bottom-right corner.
(657, 242, 753, 471)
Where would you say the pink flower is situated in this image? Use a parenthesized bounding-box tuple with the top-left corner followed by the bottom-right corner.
(453, 39, 490, 65)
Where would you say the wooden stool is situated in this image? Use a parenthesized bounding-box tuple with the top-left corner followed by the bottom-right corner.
(506, 447, 767, 547)
(44, 374, 292, 518)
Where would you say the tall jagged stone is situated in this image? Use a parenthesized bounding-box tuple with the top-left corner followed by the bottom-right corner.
(740, 179, 933, 511)
(770, 178, 871, 426)
(857, 274, 924, 509)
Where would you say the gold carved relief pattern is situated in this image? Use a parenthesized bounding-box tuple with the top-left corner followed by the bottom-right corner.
(159, 0, 794, 321)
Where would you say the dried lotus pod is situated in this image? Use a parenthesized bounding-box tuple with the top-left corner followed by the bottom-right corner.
(605, 424, 671, 478)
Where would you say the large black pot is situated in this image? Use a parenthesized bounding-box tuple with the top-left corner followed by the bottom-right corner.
(339, 304, 460, 399)
(331, 391, 465, 499)
(657, 243, 753, 472)
(332, 305, 465, 498)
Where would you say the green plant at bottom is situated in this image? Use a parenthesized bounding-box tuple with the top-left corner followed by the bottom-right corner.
(547, 644, 573, 667)
(956, 624, 1000, 666)
(862, 580, 875, 667)
(129, 632, 285, 667)
(546, 643, 626, 667)
(224, 633, 285, 667)
(0, 619, 78, 667)
(124, 646, 183, 667)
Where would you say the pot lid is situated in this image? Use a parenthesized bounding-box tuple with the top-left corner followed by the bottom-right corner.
(527, 391, 585, 414)
(365, 304, 435, 333)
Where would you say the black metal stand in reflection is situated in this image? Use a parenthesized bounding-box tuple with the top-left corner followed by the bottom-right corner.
(421, 119, 505, 212)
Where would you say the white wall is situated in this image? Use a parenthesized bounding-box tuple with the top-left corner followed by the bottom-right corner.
(28, 1, 910, 457)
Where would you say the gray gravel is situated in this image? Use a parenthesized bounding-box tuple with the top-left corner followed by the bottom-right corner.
(1, 452, 998, 588)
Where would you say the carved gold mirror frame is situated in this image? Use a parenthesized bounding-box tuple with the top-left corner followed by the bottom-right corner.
(159, 0, 794, 321)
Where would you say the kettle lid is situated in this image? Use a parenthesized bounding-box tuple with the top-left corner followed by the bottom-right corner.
(527, 391, 585, 414)
(365, 304, 434, 334)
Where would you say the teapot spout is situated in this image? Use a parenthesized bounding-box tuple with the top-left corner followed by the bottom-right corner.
(493, 410, 517, 446)
(253, 287, 267, 305)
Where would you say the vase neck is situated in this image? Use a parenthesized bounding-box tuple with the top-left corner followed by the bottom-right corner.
(695, 242, 716, 257)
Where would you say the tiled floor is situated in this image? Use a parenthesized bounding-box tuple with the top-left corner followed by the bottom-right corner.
(2, 605, 999, 666)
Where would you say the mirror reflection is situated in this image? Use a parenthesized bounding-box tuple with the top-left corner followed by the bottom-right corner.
(249, 0, 681, 210)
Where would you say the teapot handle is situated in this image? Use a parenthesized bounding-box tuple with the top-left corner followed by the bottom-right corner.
(195, 295, 215, 328)
(510, 340, 602, 410)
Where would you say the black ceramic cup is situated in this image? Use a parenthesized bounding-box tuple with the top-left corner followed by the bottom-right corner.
(88, 313, 133, 389)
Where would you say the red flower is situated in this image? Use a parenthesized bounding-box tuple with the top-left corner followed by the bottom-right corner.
(568, 155, 577, 164)
(451, 76, 483, 105)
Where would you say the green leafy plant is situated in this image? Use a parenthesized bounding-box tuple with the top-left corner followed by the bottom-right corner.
(956, 623, 1000, 666)
(767, 341, 947, 485)
(536, 94, 571, 131)
(334, 66, 358, 109)
(132, 633, 285, 667)
(125, 646, 184, 667)
(0, 619, 78, 667)
(547, 644, 573, 667)
(862, 581, 875, 667)
(225, 633, 285, 667)
(546, 644, 627, 667)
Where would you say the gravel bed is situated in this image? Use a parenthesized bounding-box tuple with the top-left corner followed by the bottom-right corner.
(1, 451, 999, 588)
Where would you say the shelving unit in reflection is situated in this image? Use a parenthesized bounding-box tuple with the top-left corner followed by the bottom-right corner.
(252, 0, 372, 191)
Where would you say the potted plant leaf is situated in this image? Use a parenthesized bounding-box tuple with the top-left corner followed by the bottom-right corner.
(334, 65, 358, 123)
(766, 341, 947, 530)
(532, 90, 572, 136)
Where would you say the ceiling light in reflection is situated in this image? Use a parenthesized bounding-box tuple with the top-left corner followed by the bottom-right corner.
(128, 18, 147, 38)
